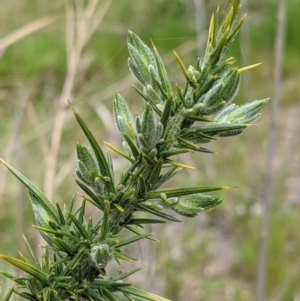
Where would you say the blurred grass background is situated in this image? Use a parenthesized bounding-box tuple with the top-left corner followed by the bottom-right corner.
(1, 0, 300, 300)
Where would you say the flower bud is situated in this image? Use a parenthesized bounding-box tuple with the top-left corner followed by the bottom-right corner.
(90, 243, 113, 269)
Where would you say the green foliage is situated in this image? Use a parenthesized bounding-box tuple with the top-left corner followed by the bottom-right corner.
(0, 0, 267, 300)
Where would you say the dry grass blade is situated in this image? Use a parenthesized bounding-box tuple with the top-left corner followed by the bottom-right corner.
(0, 15, 60, 54)
(256, 0, 287, 300)
(44, 0, 113, 201)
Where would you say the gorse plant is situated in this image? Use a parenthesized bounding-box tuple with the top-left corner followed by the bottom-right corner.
(0, 0, 267, 300)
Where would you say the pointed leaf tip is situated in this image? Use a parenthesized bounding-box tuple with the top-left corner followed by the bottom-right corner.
(150, 38, 157, 51)
(238, 62, 262, 73)
(223, 185, 237, 190)
(0, 254, 47, 284)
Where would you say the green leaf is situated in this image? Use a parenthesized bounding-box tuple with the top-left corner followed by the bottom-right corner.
(107, 150, 115, 186)
(221, 4, 234, 32)
(145, 185, 232, 199)
(65, 246, 86, 271)
(173, 51, 196, 87)
(150, 40, 171, 96)
(0, 270, 25, 285)
(91, 279, 132, 288)
(76, 143, 99, 174)
(86, 287, 106, 301)
(160, 95, 172, 130)
(0, 160, 58, 223)
(220, 68, 240, 102)
(55, 202, 66, 225)
(216, 98, 268, 124)
(209, 26, 229, 66)
(136, 203, 181, 222)
(128, 44, 152, 86)
(114, 251, 136, 262)
(127, 31, 156, 70)
(176, 137, 215, 154)
(191, 123, 248, 137)
(226, 0, 241, 27)
(52, 237, 73, 255)
(0, 254, 47, 284)
(133, 85, 162, 116)
(115, 233, 152, 248)
(17, 292, 38, 301)
(114, 93, 136, 141)
(119, 286, 172, 301)
(136, 134, 149, 153)
(75, 179, 105, 211)
(78, 198, 86, 224)
(172, 193, 222, 217)
(146, 84, 162, 105)
(181, 113, 213, 123)
(164, 159, 195, 170)
(22, 235, 40, 269)
(205, 12, 215, 51)
(152, 166, 181, 190)
(43, 287, 49, 301)
(124, 225, 144, 235)
(110, 268, 142, 281)
(65, 194, 75, 219)
(104, 142, 134, 162)
(226, 14, 246, 45)
(128, 218, 165, 225)
(29, 191, 58, 228)
(3, 287, 14, 301)
(32, 225, 81, 241)
(101, 202, 110, 239)
(71, 106, 115, 193)
(41, 248, 50, 272)
(123, 134, 140, 159)
(67, 211, 90, 240)
(147, 158, 163, 187)
(103, 288, 123, 301)
(76, 159, 95, 186)
(112, 292, 148, 301)
(161, 114, 183, 151)
(159, 148, 191, 158)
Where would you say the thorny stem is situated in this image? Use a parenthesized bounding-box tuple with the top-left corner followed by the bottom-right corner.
(0, 1, 268, 300)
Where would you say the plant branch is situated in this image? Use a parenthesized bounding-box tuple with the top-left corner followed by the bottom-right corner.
(256, 0, 286, 300)
(0, 15, 60, 55)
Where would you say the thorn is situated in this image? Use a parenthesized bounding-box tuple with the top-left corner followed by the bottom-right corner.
(150, 38, 157, 51)
(166, 159, 195, 170)
(238, 62, 261, 73)
(223, 185, 237, 190)
(75, 191, 85, 198)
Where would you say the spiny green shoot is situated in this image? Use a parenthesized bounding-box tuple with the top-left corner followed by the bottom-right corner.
(0, 1, 267, 300)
